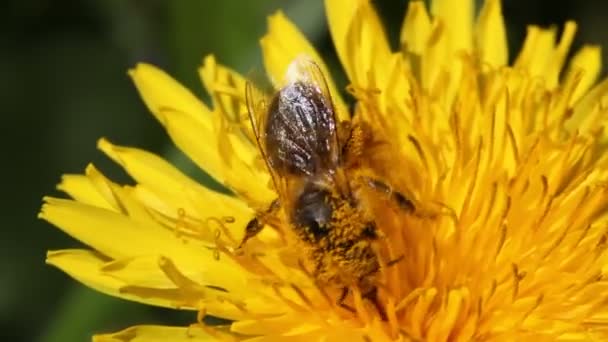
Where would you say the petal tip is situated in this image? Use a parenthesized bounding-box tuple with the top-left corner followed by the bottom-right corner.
(96, 137, 111, 151)
(97, 139, 124, 166)
(127, 63, 151, 79)
(37, 206, 46, 220)
(268, 10, 286, 22)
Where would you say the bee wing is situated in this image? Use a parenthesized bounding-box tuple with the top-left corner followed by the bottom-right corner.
(246, 57, 346, 209)
(267, 56, 342, 177)
(245, 81, 283, 192)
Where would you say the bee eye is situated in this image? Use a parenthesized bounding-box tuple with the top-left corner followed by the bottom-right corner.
(293, 187, 332, 242)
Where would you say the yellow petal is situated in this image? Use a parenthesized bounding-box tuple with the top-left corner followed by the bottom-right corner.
(93, 325, 226, 342)
(129, 63, 211, 127)
(47, 249, 183, 310)
(567, 78, 608, 138)
(62, 252, 279, 320)
(566, 45, 602, 103)
(515, 22, 577, 87)
(231, 313, 335, 336)
(198, 55, 267, 177)
(260, 11, 348, 121)
(129, 63, 249, 197)
(158, 109, 226, 186)
(514, 25, 554, 76)
(130, 61, 275, 206)
(431, 0, 473, 53)
(97, 138, 252, 227)
(98, 137, 201, 193)
(40, 197, 202, 261)
(400, 1, 432, 55)
(476, 0, 508, 67)
(546, 21, 577, 87)
(56, 174, 114, 210)
(420, 19, 448, 91)
(199, 54, 247, 123)
(47, 249, 261, 320)
(325, 0, 392, 88)
(83, 163, 123, 211)
(158, 107, 274, 204)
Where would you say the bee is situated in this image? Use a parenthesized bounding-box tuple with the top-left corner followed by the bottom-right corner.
(240, 57, 413, 307)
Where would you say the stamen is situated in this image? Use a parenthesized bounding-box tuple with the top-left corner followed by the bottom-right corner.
(196, 304, 207, 324)
(489, 100, 497, 163)
(206, 217, 238, 246)
(296, 259, 334, 309)
(573, 223, 593, 249)
(510, 137, 542, 194)
(384, 296, 399, 339)
(216, 295, 249, 314)
(506, 124, 520, 164)
(211, 231, 230, 262)
(290, 283, 314, 309)
(205, 285, 228, 293)
(158, 256, 204, 294)
(175, 208, 187, 239)
(511, 263, 526, 301)
(542, 188, 590, 258)
(395, 287, 425, 312)
(534, 175, 555, 230)
(519, 294, 544, 326)
(488, 279, 498, 303)
(188, 304, 238, 341)
(460, 139, 483, 220)
(222, 216, 236, 223)
(248, 253, 281, 278)
(398, 327, 420, 341)
(554, 134, 583, 189)
(449, 109, 462, 159)
(595, 231, 608, 252)
(501, 196, 512, 221)
(408, 135, 430, 175)
(212, 84, 243, 102)
(479, 182, 498, 226)
(149, 207, 231, 244)
(271, 283, 307, 312)
(494, 224, 507, 259)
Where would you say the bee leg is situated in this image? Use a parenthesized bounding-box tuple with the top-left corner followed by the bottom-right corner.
(364, 177, 459, 223)
(338, 287, 349, 304)
(238, 199, 280, 248)
(337, 287, 355, 313)
(386, 254, 405, 267)
(238, 217, 264, 248)
(362, 287, 388, 321)
(363, 177, 415, 212)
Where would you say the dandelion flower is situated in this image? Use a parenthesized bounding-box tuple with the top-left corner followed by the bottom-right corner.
(40, 0, 608, 340)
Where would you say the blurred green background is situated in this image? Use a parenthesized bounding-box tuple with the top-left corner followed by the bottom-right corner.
(3, 0, 608, 341)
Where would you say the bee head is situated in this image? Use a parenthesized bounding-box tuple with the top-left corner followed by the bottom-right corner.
(292, 185, 332, 242)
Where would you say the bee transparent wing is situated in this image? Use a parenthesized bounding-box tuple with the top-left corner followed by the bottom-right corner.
(245, 80, 287, 197)
(267, 56, 341, 177)
(284, 56, 336, 101)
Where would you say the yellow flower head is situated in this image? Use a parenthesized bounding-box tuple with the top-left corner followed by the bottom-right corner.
(40, 0, 608, 341)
